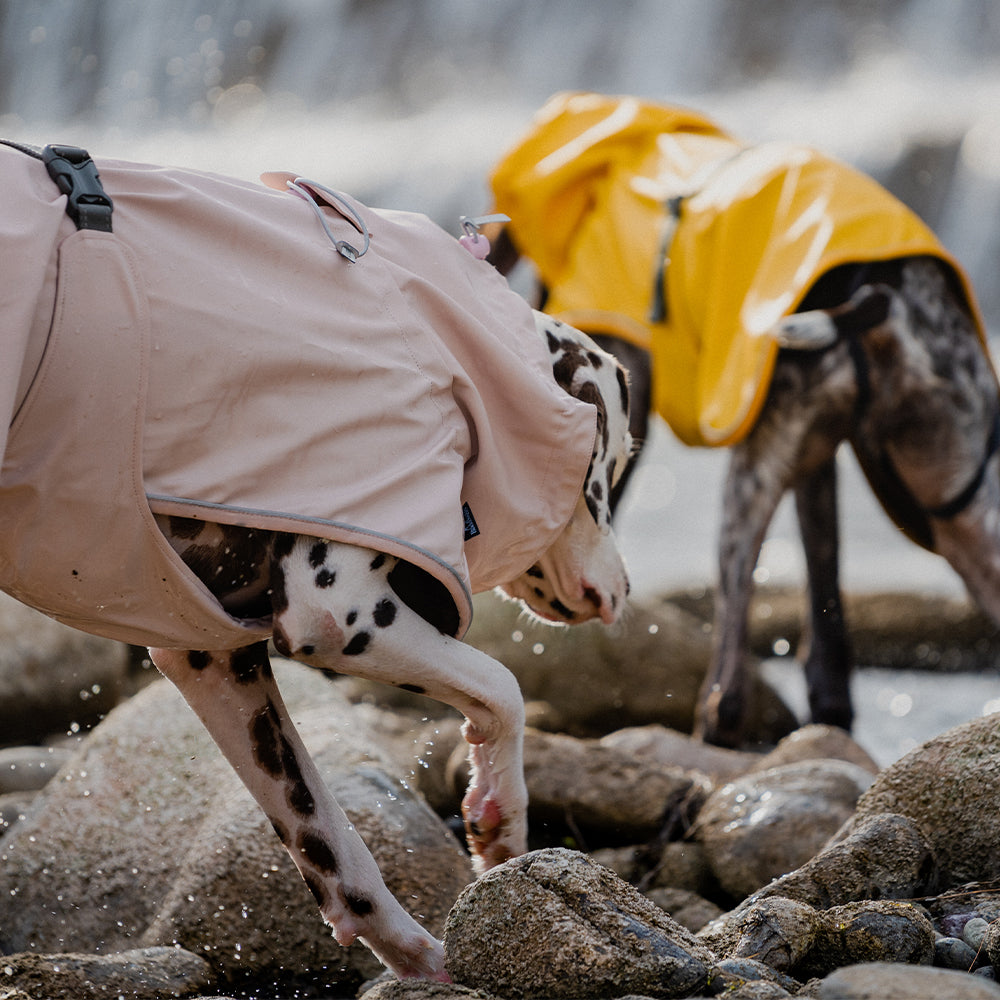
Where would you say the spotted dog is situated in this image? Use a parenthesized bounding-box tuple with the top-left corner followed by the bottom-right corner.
(487, 92, 1000, 747)
(0, 142, 631, 983)
(150, 316, 631, 979)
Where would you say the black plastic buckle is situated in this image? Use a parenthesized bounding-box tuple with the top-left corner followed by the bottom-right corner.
(42, 144, 113, 232)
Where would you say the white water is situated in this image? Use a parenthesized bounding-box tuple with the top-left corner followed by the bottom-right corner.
(3, 1, 1000, 763)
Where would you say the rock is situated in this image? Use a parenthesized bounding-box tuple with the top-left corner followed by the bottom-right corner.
(521, 728, 711, 842)
(0, 661, 472, 991)
(699, 813, 936, 946)
(693, 760, 874, 900)
(985, 918, 1000, 972)
(360, 982, 481, 1000)
(838, 714, 1000, 887)
(0, 592, 129, 743)
(819, 960, 1000, 999)
(461, 591, 797, 743)
(0, 946, 212, 1000)
(710, 957, 800, 996)
(600, 724, 762, 780)
(805, 900, 935, 977)
(755, 725, 880, 775)
(0, 791, 34, 837)
(725, 896, 823, 973)
(935, 935, 980, 970)
(443, 847, 714, 998)
(0, 745, 74, 793)
(645, 887, 724, 933)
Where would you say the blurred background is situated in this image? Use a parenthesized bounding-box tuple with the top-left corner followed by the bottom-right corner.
(2, 0, 1000, 760)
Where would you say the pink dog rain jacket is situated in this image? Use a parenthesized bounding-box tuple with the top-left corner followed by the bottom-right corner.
(0, 145, 597, 649)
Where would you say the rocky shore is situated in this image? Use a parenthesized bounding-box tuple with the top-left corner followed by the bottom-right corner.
(0, 587, 998, 999)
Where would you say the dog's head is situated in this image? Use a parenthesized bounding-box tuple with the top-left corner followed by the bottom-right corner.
(498, 313, 631, 625)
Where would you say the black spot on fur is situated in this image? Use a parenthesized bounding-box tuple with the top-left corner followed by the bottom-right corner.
(288, 779, 315, 816)
(315, 568, 336, 588)
(346, 610, 357, 626)
(343, 632, 371, 656)
(591, 481, 603, 501)
(299, 831, 339, 874)
(616, 365, 630, 417)
(308, 541, 328, 568)
(532, 587, 545, 599)
(230, 642, 270, 685)
(303, 871, 328, 907)
(251, 702, 283, 776)
(370, 552, 386, 571)
(273, 533, 295, 560)
(270, 818, 290, 845)
(399, 683, 426, 694)
(269, 563, 289, 617)
(386, 559, 460, 636)
(169, 516, 205, 540)
(526, 565, 544, 579)
(550, 598, 576, 619)
(343, 890, 374, 917)
(188, 650, 211, 670)
(373, 599, 397, 628)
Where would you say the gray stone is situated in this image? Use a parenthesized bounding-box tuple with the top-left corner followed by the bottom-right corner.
(443, 847, 713, 998)
(694, 759, 873, 900)
(0, 661, 472, 989)
(935, 935, 980, 970)
(0, 745, 73, 793)
(0, 592, 128, 743)
(0, 946, 212, 1000)
(820, 960, 1000, 999)
(840, 714, 1000, 887)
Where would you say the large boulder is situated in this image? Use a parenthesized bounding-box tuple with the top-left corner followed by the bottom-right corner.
(444, 848, 714, 998)
(0, 660, 472, 991)
(836, 712, 1000, 886)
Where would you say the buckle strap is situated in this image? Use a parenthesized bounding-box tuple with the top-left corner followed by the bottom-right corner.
(41, 144, 113, 232)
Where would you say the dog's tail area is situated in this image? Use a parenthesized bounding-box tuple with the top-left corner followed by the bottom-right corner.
(773, 284, 893, 350)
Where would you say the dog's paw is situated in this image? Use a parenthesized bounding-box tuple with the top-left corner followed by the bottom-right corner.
(461, 742, 528, 872)
(774, 311, 837, 350)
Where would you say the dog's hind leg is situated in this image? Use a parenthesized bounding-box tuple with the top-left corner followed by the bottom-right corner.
(150, 641, 450, 981)
(794, 457, 854, 730)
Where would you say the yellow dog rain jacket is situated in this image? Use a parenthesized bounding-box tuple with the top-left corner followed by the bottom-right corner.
(0, 145, 596, 649)
(490, 91, 984, 446)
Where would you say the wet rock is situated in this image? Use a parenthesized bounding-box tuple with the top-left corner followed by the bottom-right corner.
(694, 759, 874, 900)
(0, 946, 212, 1000)
(360, 982, 483, 1000)
(700, 813, 936, 947)
(0, 790, 34, 837)
(461, 591, 797, 742)
(724, 896, 823, 973)
(710, 957, 800, 996)
(935, 935, 980, 970)
(443, 847, 713, 998)
(838, 714, 1000, 887)
(521, 728, 711, 842)
(805, 900, 935, 977)
(645, 887, 724, 933)
(754, 725, 879, 775)
(0, 592, 128, 743)
(0, 661, 472, 990)
(819, 960, 1000, 999)
(985, 918, 1000, 972)
(0, 745, 74, 793)
(600, 724, 762, 781)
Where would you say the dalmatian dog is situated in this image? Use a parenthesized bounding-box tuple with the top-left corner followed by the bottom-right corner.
(147, 313, 631, 980)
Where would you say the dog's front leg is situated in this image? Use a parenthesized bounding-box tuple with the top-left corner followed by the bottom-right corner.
(272, 540, 528, 874)
(698, 439, 789, 746)
(794, 457, 854, 730)
(150, 642, 449, 981)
